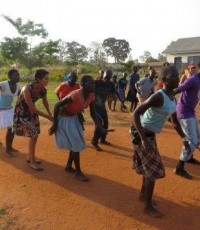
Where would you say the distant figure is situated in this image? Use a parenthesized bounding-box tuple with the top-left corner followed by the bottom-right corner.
(107, 74, 118, 111)
(144, 66, 153, 77)
(0, 69, 21, 156)
(117, 72, 127, 111)
(126, 66, 140, 112)
(163, 62, 170, 67)
(135, 68, 156, 104)
(95, 70, 104, 80)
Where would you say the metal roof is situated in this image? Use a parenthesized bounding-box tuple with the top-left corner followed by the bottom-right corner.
(162, 37, 200, 54)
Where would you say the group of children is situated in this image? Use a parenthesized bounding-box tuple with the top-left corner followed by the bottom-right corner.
(0, 64, 200, 218)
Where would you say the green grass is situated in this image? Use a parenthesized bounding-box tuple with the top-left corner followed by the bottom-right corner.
(0, 204, 22, 230)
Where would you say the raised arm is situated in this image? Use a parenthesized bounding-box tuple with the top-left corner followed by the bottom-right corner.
(48, 96, 72, 135)
(42, 95, 52, 116)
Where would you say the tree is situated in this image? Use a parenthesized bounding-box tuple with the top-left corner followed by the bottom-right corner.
(66, 41, 88, 64)
(139, 51, 152, 63)
(157, 53, 166, 62)
(0, 37, 28, 63)
(102, 37, 131, 63)
(88, 42, 107, 68)
(2, 15, 48, 52)
(58, 40, 68, 63)
(31, 40, 60, 66)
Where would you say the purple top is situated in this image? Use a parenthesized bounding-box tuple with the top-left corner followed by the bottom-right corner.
(176, 74, 200, 119)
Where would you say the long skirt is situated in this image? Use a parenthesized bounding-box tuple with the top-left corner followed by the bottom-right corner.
(55, 115, 86, 152)
(0, 108, 14, 129)
(133, 133, 165, 181)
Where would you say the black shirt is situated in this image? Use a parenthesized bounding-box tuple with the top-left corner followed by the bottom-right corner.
(94, 80, 116, 108)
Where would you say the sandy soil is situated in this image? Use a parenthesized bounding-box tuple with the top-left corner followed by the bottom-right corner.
(0, 119, 200, 229)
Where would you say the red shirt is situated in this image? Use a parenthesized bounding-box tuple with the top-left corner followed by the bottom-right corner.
(60, 89, 95, 116)
(55, 82, 80, 99)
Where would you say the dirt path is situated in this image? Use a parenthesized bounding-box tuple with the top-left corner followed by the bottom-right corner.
(0, 123, 200, 230)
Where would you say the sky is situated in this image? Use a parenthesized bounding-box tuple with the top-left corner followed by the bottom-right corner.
(1, 0, 200, 61)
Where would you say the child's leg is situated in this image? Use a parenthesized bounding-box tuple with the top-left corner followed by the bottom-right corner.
(113, 100, 116, 111)
(143, 178, 162, 217)
(73, 151, 89, 181)
(107, 99, 112, 111)
(139, 176, 145, 201)
(6, 127, 16, 155)
(65, 151, 75, 173)
(130, 102, 133, 112)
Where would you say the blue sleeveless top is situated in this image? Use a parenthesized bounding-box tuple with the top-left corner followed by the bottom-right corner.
(140, 89, 176, 133)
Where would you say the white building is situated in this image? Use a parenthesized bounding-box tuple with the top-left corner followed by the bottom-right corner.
(162, 36, 200, 72)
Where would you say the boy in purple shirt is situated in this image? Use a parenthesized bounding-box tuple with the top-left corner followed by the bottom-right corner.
(173, 64, 200, 179)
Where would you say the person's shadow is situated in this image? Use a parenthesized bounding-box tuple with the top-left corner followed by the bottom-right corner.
(0, 145, 200, 230)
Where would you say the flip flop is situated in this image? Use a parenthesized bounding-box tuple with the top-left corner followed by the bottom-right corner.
(27, 159, 42, 164)
(30, 164, 43, 171)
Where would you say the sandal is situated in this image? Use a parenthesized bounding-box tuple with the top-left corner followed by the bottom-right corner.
(30, 164, 43, 171)
(27, 159, 42, 164)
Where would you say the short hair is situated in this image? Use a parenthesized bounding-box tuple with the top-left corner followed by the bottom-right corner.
(103, 69, 113, 79)
(99, 70, 104, 76)
(8, 69, 19, 78)
(161, 66, 178, 82)
(35, 69, 49, 81)
(132, 66, 138, 71)
(163, 62, 170, 67)
(80, 75, 93, 86)
(70, 71, 77, 79)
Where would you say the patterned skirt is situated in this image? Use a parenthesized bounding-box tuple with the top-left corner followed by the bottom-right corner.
(55, 115, 86, 152)
(133, 132, 165, 181)
(13, 112, 40, 137)
(0, 108, 14, 129)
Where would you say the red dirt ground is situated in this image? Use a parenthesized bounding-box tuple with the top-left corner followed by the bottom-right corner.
(0, 120, 200, 229)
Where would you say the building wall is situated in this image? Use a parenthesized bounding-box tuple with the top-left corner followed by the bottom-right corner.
(166, 53, 200, 63)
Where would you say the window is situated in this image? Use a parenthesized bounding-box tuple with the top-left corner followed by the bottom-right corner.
(188, 56, 200, 65)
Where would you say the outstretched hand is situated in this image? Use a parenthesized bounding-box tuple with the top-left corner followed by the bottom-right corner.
(121, 104, 128, 112)
(48, 124, 57, 136)
(141, 138, 154, 153)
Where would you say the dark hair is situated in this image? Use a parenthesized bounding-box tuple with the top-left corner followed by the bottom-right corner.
(80, 75, 93, 86)
(99, 70, 104, 76)
(132, 66, 138, 72)
(163, 62, 170, 67)
(70, 71, 77, 79)
(8, 69, 19, 78)
(161, 66, 178, 82)
(103, 69, 113, 79)
(35, 69, 49, 81)
(197, 62, 200, 69)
